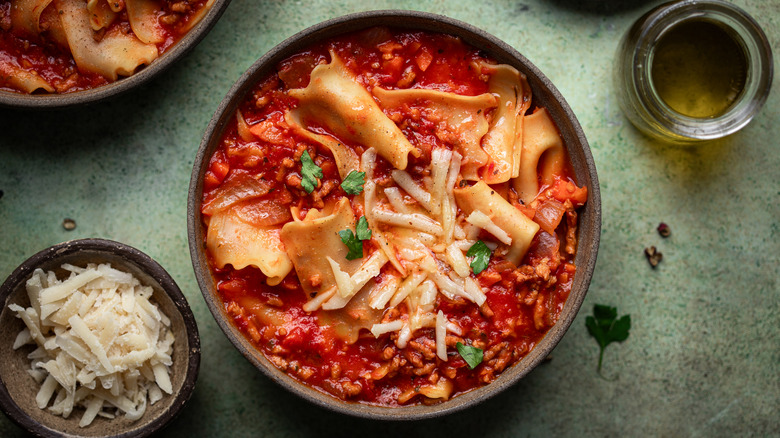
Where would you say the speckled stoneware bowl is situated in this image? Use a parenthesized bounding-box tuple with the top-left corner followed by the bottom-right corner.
(0, 0, 231, 110)
(0, 239, 201, 437)
(188, 10, 601, 420)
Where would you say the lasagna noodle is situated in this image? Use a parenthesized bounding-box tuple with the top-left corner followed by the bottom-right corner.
(288, 51, 416, 170)
(372, 86, 496, 180)
(0, 61, 54, 93)
(318, 281, 384, 344)
(206, 206, 293, 286)
(86, 0, 117, 31)
(285, 111, 360, 180)
(39, 3, 69, 48)
(513, 108, 566, 204)
(10, 0, 54, 37)
(125, 0, 166, 44)
(478, 62, 532, 183)
(55, 0, 159, 81)
(280, 197, 365, 297)
(454, 181, 540, 265)
(180, 0, 216, 33)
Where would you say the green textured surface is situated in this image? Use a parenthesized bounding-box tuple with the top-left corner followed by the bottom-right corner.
(1, 0, 778, 436)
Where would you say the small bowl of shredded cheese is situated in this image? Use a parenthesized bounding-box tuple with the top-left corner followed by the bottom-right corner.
(0, 239, 200, 437)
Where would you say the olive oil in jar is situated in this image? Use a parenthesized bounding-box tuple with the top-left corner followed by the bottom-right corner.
(614, 0, 772, 143)
(650, 20, 747, 119)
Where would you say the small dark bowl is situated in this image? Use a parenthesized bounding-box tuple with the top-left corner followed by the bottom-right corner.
(0, 239, 201, 437)
(0, 0, 231, 110)
(188, 10, 601, 420)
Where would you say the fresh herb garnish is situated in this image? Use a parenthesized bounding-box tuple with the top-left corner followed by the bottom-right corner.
(338, 229, 363, 260)
(300, 151, 323, 194)
(339, 216, 371, 260)
(456, 342, 483, 369)
(585, 304, 631, 373)
(340, 171, 366, 195)
(466, 240, 491, 274)
(355, 216, 372, 240)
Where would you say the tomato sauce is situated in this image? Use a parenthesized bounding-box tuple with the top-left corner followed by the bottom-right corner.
(201, 28, 586, 406)
(0, 0, 212, 94)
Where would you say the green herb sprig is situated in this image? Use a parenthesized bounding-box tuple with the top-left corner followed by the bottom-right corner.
(355, 216, 371, 240)
(338, 216, 371, 260)
(300, 151, 323, 193)
(456, 342, 483, 369)
(466, 240, 491, 274)
(340, 171, 366, 195)
(585, 304, 631, 373)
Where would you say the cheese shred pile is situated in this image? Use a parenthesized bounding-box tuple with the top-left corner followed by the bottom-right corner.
(8, 263, 175, 427)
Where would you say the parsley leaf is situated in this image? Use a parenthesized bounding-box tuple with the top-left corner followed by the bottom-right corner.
(338, 229, 363, 260)
(585, 304, 631, 373)
(340, 171, 366, 195)
(300, 151, 323, 194)
(456, 342, 483, 370)
(356, 216, 372, 240)
(466, 240, 491, 274)
(339, 217, 371, 260)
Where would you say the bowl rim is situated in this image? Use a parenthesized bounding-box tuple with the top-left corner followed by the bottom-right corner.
(0, 0, 232, 110)
(0, 238, 201, 437)
(188, 9, 601, 420)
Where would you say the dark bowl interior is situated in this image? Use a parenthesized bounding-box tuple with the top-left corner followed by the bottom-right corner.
(0, 239, 201, 437)
(0, 0, 231, 110)
(188, 10, 601, 420)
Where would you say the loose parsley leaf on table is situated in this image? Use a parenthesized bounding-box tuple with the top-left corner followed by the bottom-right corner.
(466, 240, 491, 274)
(456, 342, 483, 369)
(340, 171, 366, 195)
(300, 151, 323, 193)
(585, 304, 631, 373)
(339, 216, 371, 260)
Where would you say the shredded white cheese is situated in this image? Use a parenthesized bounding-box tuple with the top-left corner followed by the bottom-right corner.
(322, 251, 389, 310)
(444, 243, 471, 278)
(389, 271, 426, 309)
(343, 147, 524, 368)
(373, 210, 444, 235)
(9, 263, 175, 427)
(369, 276, 401, 310)
(435, 310, 447, 361)
(464, 276, 487, 306)
(370, 320, 404, 337)
(327, 256, 356, 298)
(383, 187, 410, 214)
(391, 170, 434, 212)
(466, 210, 513, 244)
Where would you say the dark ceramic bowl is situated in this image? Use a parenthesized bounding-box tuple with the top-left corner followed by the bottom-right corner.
(0, 239, 201, 437)
(0, 0, 231, 110)
(188, 10, 601, 420)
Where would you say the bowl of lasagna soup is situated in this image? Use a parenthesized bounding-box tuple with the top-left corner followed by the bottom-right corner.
(188, 10, 601, 419)
(0, 0, 230, 109)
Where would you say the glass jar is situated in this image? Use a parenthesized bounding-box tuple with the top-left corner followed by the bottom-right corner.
(614, 0, 773, 143)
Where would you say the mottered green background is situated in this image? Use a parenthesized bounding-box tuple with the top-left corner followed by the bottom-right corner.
(1, 0, 778, 436)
